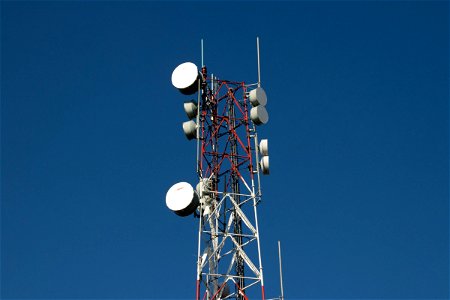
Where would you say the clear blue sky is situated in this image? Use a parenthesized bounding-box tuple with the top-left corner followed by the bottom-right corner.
(2, 1, 448, 299)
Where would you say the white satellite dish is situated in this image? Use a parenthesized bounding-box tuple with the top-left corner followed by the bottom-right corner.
(249, 87, 267, 107)
(183, 100, 198, 119)
(166, 182, 199, 217)
(250, 105, 269, 125)
(171, 62, 200, 95)
(182, 120, 197, 140)
(259, 139, 269, 156)
(260, 156, 269, 175)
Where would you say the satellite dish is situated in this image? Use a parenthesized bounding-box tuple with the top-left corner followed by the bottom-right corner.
(259, 139, 269, 156)
(260, 156, 269, 175)
(182, 120, 197, 140)
(250, 105, 269, 125)
(171, 62, 200, 95)
(166, 182, 200, 217)
(183, 100, 198, 119)
(249, 87, 267, 107)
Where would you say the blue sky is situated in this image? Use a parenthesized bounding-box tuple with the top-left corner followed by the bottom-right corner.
(1, 1, 449, 299)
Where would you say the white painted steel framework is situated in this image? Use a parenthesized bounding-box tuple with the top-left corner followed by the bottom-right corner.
(194, 71, 267, 300)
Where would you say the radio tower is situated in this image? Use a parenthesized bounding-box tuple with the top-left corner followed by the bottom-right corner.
(166, 38, 273, 300)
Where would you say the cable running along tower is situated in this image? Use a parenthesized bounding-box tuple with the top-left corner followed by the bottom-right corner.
(166, 38, 272, 300)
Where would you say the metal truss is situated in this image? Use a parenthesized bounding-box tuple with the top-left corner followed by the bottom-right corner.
(195, 68, 265, 300)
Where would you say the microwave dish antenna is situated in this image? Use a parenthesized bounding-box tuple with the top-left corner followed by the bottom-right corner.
(171, 62, 200, 95)
(166, 182, 199, 217)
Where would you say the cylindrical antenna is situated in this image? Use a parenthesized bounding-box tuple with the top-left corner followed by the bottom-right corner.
(257, 37, 261, 87)
(278, 240, 285, 300)
(201, 39, 204, 67)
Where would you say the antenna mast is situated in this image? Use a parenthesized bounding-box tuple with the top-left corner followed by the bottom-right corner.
(278, 241, 285, 300)
(201, 38, 204, 67)
(257, 37, 261, 87)
(168, 38, 272, 300)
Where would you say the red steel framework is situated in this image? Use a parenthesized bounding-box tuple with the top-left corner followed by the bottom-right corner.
(194, 65, 266, 300)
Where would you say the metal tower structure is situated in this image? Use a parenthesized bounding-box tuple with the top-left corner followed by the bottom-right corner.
(166, 38, 271, 300)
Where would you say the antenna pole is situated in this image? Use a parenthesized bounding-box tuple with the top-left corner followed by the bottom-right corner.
(201, 39, 204, 67)
(257, 37, 261, 87)
(278, 241, 285, 300)
(170, 39, 272, 300)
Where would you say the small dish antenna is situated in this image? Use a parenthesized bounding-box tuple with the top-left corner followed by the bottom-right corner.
(184, 100, 198, 119)
(260, 156, 270, 175)
(259, 139, 269, 156)
(182, 120, 197, 140)
(250, 105, 269, 125)
(259, 139, 269, 175)
(249, 87, 267, 107)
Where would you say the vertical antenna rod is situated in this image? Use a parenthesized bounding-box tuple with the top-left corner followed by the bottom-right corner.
(201, 39, 204, 67)
(196, 40, 203, 299)
(197, 39, 204, 177)
(278, 241, 285, 300)
(257, 37, 261, 87)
